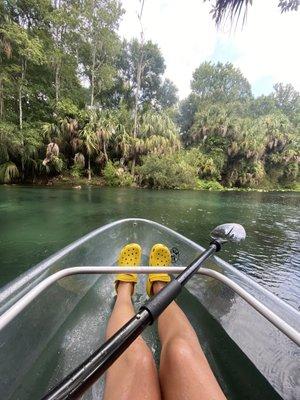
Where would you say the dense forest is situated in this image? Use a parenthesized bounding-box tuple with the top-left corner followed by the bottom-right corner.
(0, 0, 299, 190)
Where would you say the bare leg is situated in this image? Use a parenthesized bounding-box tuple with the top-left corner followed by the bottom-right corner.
(104, 282, 161, 400)
(154, 282, 226, 400)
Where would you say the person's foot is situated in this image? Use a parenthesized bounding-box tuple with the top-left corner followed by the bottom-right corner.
(146, 244, 171, 296)
(116, 281, 135, 296)
(115, 243, 142, 295)
(152, 281, 167, 295)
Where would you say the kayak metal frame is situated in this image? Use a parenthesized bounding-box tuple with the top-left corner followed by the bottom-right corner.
(0, 265, 299, 346)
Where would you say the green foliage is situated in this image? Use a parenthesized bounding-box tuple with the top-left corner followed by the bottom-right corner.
(183, 148, 222, 180)
(179, 62, 300, 190)
(196, 180, 224, 191)
(119, 39, 166, 105)
(206, 0, 298, 25)
(103, 161, 119, 186)
(137, 153, 198, 189)
(0, 162, 19, 183)
(0, 4, 298, 191)
(273, 83, 300, 123)
(103, 161, 133, 187)
(0, 122, 18, 163)
(158, 79, 179, 109)
(45, 156, 65, 174)
(71, 164, 84, 178)
(78, 0, 124, 106)
(56, 99, 80, 118)
(191, 62, 252, 103)
(248, 95, 277, 117)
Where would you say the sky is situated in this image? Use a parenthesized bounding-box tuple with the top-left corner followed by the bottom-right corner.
(118, 0, 300, 100)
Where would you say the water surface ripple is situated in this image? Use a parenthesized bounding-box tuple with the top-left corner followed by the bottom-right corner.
(0, 186, 299, 310)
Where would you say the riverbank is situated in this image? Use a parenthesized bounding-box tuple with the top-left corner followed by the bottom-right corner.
(4, 174, 299, 192)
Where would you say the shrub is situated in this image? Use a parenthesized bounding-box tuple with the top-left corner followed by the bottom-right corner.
(70, 164, 84, 178)
(50, 156, 65, 173)
(56, 99, 79, 117)
(196, 179, 224, 190)
(103, 161, 133, 187)
(119, 171, 134, 187)
(137, 153, 198, 189)
(183, 148, 222, 180)
(103, 161, 119, 186)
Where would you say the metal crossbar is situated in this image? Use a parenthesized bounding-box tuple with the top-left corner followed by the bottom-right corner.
(0, 266, 299, 346)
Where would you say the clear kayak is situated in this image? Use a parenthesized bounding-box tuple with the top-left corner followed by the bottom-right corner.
(0, 218, 299, 399)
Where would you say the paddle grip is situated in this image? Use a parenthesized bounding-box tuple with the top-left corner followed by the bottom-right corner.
(140, 280, 182, 322)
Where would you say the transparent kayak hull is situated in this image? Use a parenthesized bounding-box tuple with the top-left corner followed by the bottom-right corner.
(0, 218, 299, 399)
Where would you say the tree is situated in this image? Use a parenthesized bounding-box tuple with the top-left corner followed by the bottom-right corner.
(157, 78, 178, 109)
(102, 38, 175, 111)
(80, 113, 100, 180)
(117, 35, 166, 173)
(191, 61, 252, 103)
(132, 0, 145, 174)
(0, 0, 298, 190)
(273, 83, 300, 121)
(248, 95, 277, 117)
(115, 39, 166, 107)
(48, 0, 80, 104)
(78, 0, 123, 107)
(177, 94, 200, 136)
(0, 4, 46, 179)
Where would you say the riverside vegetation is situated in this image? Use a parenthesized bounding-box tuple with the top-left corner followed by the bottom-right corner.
(0, 1, 299, 191)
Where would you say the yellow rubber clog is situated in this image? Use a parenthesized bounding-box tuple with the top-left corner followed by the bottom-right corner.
(146, 244, 171, 296)
(115, 243, 141, 294)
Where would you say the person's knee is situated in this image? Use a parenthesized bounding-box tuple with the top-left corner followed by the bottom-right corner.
(124, 344, 155, 372)
(161, 336, 196, 367)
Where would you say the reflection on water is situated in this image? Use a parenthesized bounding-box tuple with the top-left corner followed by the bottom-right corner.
(0, 187, 299, 310)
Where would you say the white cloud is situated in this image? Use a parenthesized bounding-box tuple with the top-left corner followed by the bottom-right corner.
(119, 0, 300, 99)
(227, 1, 300, 93)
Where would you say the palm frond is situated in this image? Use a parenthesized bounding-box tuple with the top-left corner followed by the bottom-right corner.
(206, 0, 252, 25)
(206, 0, 298, 25)
(0, 162, 19, 183)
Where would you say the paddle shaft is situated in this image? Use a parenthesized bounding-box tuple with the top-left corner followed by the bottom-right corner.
(42, 243, 218, 400)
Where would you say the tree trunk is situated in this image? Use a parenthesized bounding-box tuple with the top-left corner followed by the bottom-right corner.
(133, 60, 142, 139)
(55, 60, 61, 103)
(0, 77, 3, 119)
(103, 140, 108, 162)
(19, 58, 26, 180)
(18, 78, 23, 131)
(131, 157, 136, 176)
(131, 50, 144, 175)
(90, 47, 96, 107)
(88, 155, 91, 180)
(131, 0, 145, 175)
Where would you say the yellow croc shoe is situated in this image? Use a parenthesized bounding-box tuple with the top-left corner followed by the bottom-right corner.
(115, 243, 141, 294)
(146, 244, 171, 297)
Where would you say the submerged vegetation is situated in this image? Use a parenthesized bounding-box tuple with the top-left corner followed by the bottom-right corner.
(0, 1, 299, 190)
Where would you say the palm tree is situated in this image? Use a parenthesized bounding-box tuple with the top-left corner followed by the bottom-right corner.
(207, 0, 298, 25)
(0, 122, 18, 163)
(80, 118, 100, 181)
(95, 111, 115, 162)
(262, 114, 291, 152)
(140, 111, 181, 152)
(43, 142, 59, 166)
(74, 152, 85, 167)
(191, 104, 232, 144)
(0, 162, 19, 183)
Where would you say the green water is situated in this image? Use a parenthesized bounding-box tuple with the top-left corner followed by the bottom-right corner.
(0, 186, 299, 309)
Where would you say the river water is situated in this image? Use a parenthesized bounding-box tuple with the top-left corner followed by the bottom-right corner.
(0, 185, 300, 399)
(0, 186, 299, 310)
